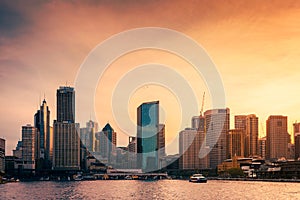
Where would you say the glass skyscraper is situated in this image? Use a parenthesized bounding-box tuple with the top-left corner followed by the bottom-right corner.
(137, 101, 159, 172)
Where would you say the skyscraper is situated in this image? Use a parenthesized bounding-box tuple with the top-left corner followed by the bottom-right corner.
(99, 123, 117, 164)
(57, 86, 75, 123)
(53, 86, 80, 170)
(266, 115, 289, 160)
(158, 124, 166, 158)
(137, 101, 159, 172)
(204, 108, 230, 169)
(179, 127, 209, 169)
(227, 129, 245, 158)
(294, 122, 300, 160)
(0, 138, 5, 174)
(80, 120, 98, 153)
(179, 128, 198, 169)
(235, 114, 259, 157)
(34, 99, 51, 169)
(22, 124, 37, 171)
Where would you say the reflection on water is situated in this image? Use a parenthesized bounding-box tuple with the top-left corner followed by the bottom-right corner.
(1, 180, 300, 200)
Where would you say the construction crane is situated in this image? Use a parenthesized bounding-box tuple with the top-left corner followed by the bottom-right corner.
(200, 92, 205, 116)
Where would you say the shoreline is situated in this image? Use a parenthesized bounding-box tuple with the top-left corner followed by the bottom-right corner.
(207, 177, 300, 183)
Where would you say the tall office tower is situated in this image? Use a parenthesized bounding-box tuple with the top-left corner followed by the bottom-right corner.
(227, 129, 245, 158)
(137, 101, 159, 172)
(0, 138, 5, 174)
(258, 137, 266, 159)
(235, 114, 259, 157)
(53, 86, 80, 170)
(34, 99, 51, 169)
(158, 124, 166, 158)
(196, 115, 209, 168)
(179, 128, 209, 169)
(204, 108, 230, 169)
(246, 115, 259, 157)
(266, 115, 289, 160)
(80, 120, 98, 153)
(57, 86, 75, 123)
(22, 124, 37, 171)
(99, 123, 117, 163)
(294, 122, 300, 160)
(179, 128, 198, 169)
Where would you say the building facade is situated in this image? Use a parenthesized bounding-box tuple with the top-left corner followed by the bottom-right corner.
(22, 124, 37, 171)
(227, 129, 245, 158)
(179, 128, 209, 169)
(294, 122, 300, 160)
(53, 86, 80, 170)
(0, 138, 5, 174)
(266, 115, 289, 160)
(80, 120, 98, 153)
(34, 99, 51, 169)
(204, 108, 230, 169)
(99, 123, 117, 165)
(235, 114, 258, 157)
(137, 101, 159, 172)
(158, 124, 166, 159)
(258, 137, 266, 159)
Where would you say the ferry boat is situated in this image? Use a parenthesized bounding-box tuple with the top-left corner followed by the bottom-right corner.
(189, 174, 207, 183)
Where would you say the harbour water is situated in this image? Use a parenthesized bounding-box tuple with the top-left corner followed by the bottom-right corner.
(0, 180, 299, 199)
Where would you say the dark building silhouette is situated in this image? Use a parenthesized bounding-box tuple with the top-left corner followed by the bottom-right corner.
(53, 86, 80, 171)
(56, 86, 75, 123)
(34, 99, 51, 169)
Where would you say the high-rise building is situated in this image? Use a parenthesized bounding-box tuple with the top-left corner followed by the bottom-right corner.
(227, 129, 245, 158)
(127, 136, 137, 169)
(235, 115, 247, 130)
(34, 99, 51, 169)
(266, 115, 289, 160)
(294, 122, 300, 160)
(137, 101, 159, 172)
(158, 124, 166, 158)
(53, 86, 80, 170)
(22, 124, 37, 171)
(258, 137, 266, 159)
(99, 123, 117, 164)
(235, 114, 258, 157)
(0, 138, 5, 174)
(80, 120, 98, 153)
(204, 108, 230, 169)
(179, 128, 209, 169)
(179, 128, 198, 169)
(57, 86, 75, 123)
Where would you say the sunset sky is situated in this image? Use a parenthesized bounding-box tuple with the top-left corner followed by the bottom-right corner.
(1, 0, 300, 154)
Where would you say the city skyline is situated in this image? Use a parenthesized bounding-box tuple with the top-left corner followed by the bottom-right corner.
(1, 1, 300, 154)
